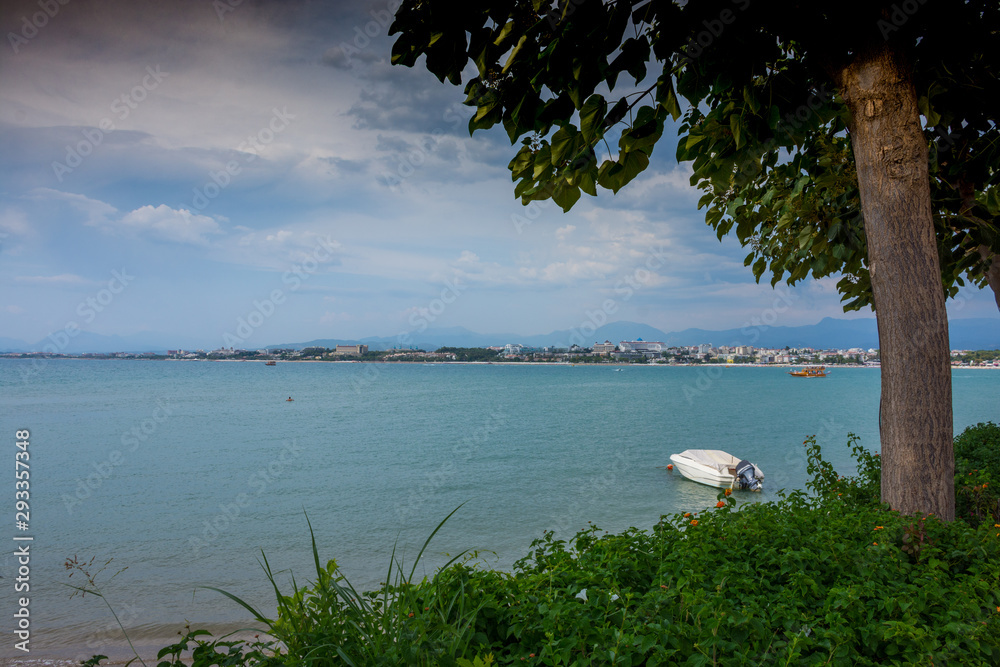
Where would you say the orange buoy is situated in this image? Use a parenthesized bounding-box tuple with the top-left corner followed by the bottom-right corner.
(666, 464, 673, 470)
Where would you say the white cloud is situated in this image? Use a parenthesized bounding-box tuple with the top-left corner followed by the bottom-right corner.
(219, 227, 342, 271)
(25, 188, 118, 228)
(119, 205, 223, 245)
(555, 224, 576, 240)
(0, 209, 32, 238)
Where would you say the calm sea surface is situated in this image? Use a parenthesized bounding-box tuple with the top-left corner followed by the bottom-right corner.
(1, 359, 997, 660)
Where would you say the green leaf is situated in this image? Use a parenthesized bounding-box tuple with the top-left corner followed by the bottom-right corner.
(493, 21, 515, 47)
(686, 134, 707, 149)
(552, 182, 582, 211)
(730, 114, 743, 149)
(580, 95, 607, 143)
(918, 95, 942, 128)
(605, 98, 629, 130)
(502, 35, 529, 74)
(509, 147, 534, 179)
(657, 76, 682, 120)
(550, 126, 575, 165)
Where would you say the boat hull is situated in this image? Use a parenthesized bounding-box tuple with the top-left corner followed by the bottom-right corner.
(669, 449, 763, 491)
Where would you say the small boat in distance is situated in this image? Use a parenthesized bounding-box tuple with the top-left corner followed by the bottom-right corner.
(668, 449, 764, 491)
(265, 360, 276, 366)
(788, 365, 826, 377)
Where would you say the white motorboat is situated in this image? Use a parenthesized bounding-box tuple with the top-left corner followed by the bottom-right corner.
(668, 449, 764, 491)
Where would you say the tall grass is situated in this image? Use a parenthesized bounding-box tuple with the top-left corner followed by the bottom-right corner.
(158, 504, 488, 666)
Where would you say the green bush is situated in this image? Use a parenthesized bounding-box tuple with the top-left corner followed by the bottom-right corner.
(954, 422, 1000, 527)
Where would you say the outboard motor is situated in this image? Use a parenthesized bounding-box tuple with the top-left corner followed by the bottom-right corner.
(735, 459, 762, 491)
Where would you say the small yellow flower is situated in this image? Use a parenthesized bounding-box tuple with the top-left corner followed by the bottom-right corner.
(873, 541, 878, 545)
(873, 526, 884, 531)
(724, 488, 732, 497)
(690, 520, 699, 526)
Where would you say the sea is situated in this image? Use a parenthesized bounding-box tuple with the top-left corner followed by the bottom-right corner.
(0, 359, 997, 662)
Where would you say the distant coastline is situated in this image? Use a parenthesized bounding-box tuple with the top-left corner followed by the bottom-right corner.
(3, 355, 999, 369)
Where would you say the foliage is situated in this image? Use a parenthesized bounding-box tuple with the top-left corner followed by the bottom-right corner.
(389, 0, 1000, 311)
(954, 422, 1000, 527)
(155, 628, 283, 667)
(953, 350, 1000, 364)
(437, 347, 502, 362)
(113, 431, 1000, 666)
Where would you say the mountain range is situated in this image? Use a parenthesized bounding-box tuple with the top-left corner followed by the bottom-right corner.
(3, 317, 996, 354)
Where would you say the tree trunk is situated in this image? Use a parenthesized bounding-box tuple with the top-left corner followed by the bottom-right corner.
(837, 43, 954, 520)
(977, 245, 1000, 312)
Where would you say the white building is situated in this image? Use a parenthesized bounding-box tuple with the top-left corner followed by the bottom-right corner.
(619, 339, 665, 353)
(592, 340, 616, 355)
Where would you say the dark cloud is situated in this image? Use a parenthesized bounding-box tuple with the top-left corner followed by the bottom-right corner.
(322, 45, 381, 69)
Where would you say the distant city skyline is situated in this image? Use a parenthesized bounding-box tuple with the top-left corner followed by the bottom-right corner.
(2, 315, 997, 355)
(2, 0, 997, 349)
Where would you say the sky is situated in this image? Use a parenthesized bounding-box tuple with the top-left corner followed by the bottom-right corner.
(1, 0, 997, 350)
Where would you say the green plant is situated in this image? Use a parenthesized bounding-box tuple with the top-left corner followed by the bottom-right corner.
(154, 626, 282, 667)
(200, 505, 485, 666)
(954, 422, 1000, 527)
(65, 555, 146, 667)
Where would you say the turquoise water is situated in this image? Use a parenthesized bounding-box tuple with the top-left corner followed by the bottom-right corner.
(0, 359, 997, 659)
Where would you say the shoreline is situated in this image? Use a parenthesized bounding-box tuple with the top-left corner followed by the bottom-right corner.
(7, 356, 1000, 369)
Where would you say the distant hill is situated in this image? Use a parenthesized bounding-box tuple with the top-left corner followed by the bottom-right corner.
(0, 332, 211, 354)
(0, 336, 30, 353)
(268, 317, 998, 352)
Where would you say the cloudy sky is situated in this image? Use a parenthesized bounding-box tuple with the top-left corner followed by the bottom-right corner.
(1, 0, 996, 349)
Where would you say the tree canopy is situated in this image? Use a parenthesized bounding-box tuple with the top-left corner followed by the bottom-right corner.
(389, 0, 1000, 519)
(390, 0, 999, 311)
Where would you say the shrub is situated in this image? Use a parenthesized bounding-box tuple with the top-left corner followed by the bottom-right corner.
(954, 422, 1000, 527)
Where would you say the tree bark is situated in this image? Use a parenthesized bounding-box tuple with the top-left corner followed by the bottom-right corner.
(977, 245, 1000, 312)
(837, 43, 954, 520)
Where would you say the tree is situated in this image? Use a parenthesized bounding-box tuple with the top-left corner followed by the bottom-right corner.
(390, 0, 1000, 520)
